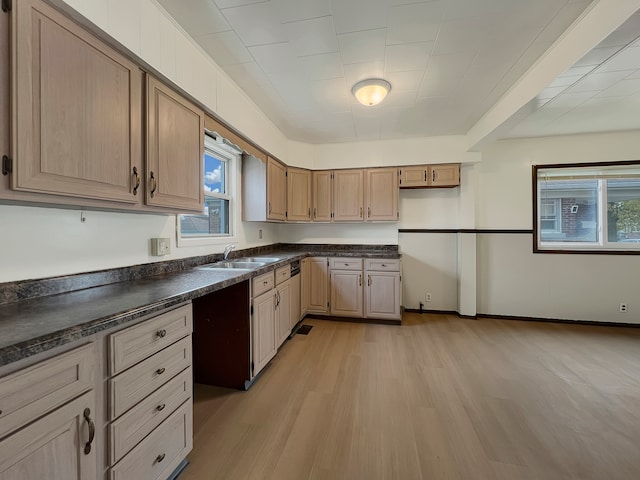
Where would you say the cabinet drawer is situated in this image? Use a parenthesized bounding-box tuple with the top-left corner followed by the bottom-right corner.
(252, 271, 274, 297)
(110, 400, 192, 480)
(109, 304, 192, 375)
(364, 258, 400, 272)
(110, 337, 191, 419)
(330, 258, 363, 271)
(110, 368, 192, 463)
(275, 265, 291, 285)
(0, 343, 95, 438)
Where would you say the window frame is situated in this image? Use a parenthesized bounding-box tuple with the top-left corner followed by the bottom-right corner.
(533, 160, 640, 255)
(176, 134, 240, 247)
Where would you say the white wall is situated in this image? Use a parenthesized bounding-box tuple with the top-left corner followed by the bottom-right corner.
(475, 131, 640, 323)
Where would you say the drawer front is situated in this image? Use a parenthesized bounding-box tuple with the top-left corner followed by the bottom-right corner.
(110, 336, 191, 419)
(275, 265, 291, 285)
(330, 258, 363, 271)
(0, 343, 95, 438)
(109, 304, 192, 375)
(110, 400, 192, 480)
(364, 258, 400, 272)
(110, 368, 192, 463)
(252, 271, 274, 297)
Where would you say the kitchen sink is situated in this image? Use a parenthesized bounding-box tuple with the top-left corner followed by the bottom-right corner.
(198, 261, 266, 270)
(235, 257, 282, 263)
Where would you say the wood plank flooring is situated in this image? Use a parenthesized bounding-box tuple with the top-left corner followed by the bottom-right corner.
(180, 313, 640, 480)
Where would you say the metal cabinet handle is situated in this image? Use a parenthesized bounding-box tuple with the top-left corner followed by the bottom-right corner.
(83, 408, 95, 455)
(381, 264, 386, 267)
(314, 207, 317, 219)
(263, 280, 268, 285)
(149, 171, 157, 198)
(268, 202, 272, 214)
(424, 170, 427, 182)
(132, 166, 140, 195)
(308, 207, 311, 218)
(432, 169, 436, 183)
(157, 403, 166, 412)
(156, 329, 167, 338)
(156, 367, 166, 375)
(368, 275, 371, 286)
(360, 207, 363, 218)
(359, 274, 362, 286)
(368, 207, 371, 218)
(156, 453, 166, 463)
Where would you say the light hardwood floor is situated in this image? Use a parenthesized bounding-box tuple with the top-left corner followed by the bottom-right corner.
(181, 313, 640, 480)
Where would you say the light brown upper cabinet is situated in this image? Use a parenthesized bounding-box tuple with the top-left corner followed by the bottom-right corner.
(312, 170, 332, 222)
(399, 166, 428, 187)
(365, 168, 398, 221)
(399, 164, 461, 188)
(11, 0, 142, 204)
(266, 157, 287, 221)
(333, 169, 364, 222)
(242, 155, 287, 222)
(430, 164, 460, 187)
(287, 167, 311, 221)
(146, 76, 204, 212)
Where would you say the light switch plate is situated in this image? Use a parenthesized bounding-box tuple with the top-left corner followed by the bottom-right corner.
(151, 238, 171, 256)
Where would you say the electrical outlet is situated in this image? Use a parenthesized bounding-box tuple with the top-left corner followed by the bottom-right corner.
(426, 293, 432, 302)
(620, 303, 628, 313)
(151, 238, 171, 256)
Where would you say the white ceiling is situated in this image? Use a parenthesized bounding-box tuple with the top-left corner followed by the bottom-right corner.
(503, 10, 640, 139)
(156, 0, 639, 144)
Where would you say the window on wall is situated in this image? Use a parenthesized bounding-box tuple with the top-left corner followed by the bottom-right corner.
(534, 161, 640, 253)
(177, 134, 239, 245)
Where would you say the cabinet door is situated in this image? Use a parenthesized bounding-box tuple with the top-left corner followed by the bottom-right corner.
(399, 166, 428, 188)
(287, 168, 311, 221)
(301, 259, 310, 316)
(13, 0, 142, 203)
(429, 164, 460, 187)
(290, 273, 301, 328)
(365, 272, 401, 320)
(146, 75, 204, 212)
(366, 168, 398, 221)
(0, 391, 97, 480)
(267, 157, 287, 221)
(312, 171, 332, 222)
(330, 270, 363, 317)
(252, 290, 276, 376)
(333, 169, 364, 222)
(308, 257, 328, 313)
(276, 280, 292, 347)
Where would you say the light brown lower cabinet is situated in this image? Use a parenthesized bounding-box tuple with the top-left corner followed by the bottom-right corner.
(252, 288, 277, 376)
(0, 390, 98, 480)
(307, 257, 329, 313)
(365, 259, 402, 320)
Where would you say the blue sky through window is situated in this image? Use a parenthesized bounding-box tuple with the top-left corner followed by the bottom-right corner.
(204, 153, 224, 195)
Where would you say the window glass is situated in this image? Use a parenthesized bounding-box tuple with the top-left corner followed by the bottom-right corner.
(178, 134, 236, 243)
(534, 162, 640, 253)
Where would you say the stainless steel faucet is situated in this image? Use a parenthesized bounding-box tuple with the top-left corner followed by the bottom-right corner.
(223, 244, 235, 260)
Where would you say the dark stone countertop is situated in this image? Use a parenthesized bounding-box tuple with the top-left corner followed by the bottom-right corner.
(0, 249, 400, 367)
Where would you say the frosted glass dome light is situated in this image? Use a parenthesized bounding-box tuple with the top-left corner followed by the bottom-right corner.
(352, 79, 391, 106)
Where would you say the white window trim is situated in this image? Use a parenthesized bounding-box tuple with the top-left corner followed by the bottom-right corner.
(176, 136, 240, 247)
(535, 164, 640, 253)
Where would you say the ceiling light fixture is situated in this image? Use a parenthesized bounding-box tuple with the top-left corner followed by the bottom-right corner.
(352, 78, 391, 106)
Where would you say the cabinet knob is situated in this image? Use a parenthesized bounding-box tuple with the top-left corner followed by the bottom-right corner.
(156, 329, 167, 338)
(156, 453, 166, 463)
(156, 367, 166, 375)
(157, 403, 166, 412)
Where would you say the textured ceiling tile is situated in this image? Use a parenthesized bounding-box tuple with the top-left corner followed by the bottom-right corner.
(385, 42, 433, 73)
(383, 70, 424, 92)
(343, 61, 386, 87)
(338, 29, 387, 65)
(298, 52, 344, 80)
(386, 1, 444, 45)
(222, 2, 288, 46)
(331, 0, 391, 34)
(273, 0, 332, 23)
(286, 16, 339, 57)
(157, 0, 230, 36)
(249, 42, 301, 74)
